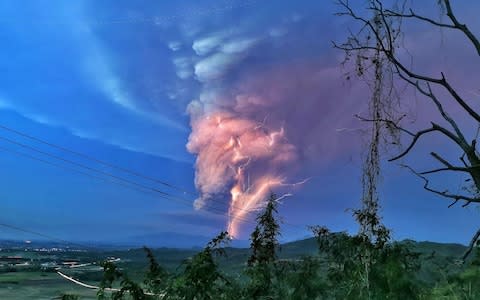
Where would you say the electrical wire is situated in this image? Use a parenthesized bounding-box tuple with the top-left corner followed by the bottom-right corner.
(0, 124, 196, 196)
(0, 128, 308, 230)
(0, 143, 290, 230)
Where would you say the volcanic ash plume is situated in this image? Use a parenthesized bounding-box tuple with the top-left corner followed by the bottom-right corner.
(187, 104, 297, 238)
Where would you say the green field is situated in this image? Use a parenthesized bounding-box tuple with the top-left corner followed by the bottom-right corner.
(0, 271, 97, 299)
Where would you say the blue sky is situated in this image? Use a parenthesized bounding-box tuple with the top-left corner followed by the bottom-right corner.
(0, 0, 478, 247)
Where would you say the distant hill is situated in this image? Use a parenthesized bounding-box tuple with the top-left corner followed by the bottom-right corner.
(111, 237, 469, 277)
(410, 240, 467, 257)
(0, 236, 468, 256)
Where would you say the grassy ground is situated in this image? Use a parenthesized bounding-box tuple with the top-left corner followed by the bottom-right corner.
(0, 271, 97, 299)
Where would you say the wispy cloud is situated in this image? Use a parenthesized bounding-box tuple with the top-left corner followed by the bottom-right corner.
(173, 57, 194, 79)
(0, 99, 192, 163)
(79, 27, 187, 131)
(168, 41, 182, 51)
(194, 53, 238, 82)
(192, 35, 258, 82)
(192, 31, 229, 56)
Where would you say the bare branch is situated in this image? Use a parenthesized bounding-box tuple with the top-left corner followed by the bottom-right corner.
(448, 199, 459, 208)
(339, 1, 480, 123)
(462, 228, 480, 263)
(382, 8, 455, 28)
(401, 164, 480, 204)
(401, 72, 467, 136)
(336, 0, 480, 207)
(332, 42, 378, 52)
(392, 58, 480, 123)
(418, 152, 480, 175)
(355, 114, 414, 136)
(430, 152, 453, 168)
(460, 153, 469, 167)
(444, 0, 480, 55)
(389, 123, 463, 162)
(395, 71, 468, 143)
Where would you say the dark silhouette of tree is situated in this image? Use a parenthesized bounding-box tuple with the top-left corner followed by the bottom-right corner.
(311, 226, 421, 299)
(246, 192, 282, 299)
(248, 193, 281, 267)
(97, 260, 148, 300)
(96, 234, 233, 299)
(335, 0, 480, 260)
(143, 247, 168, 295)
(168, 231, 234, 300)
(284, 256, 326, 300)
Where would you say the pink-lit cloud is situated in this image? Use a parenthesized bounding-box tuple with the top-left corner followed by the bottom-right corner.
(187, 54, 364, 237)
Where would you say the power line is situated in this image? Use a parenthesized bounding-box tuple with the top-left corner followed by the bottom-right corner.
(0, 124, 196, 196)
(0, 145, 183, 202)
(0, 127, 308, 232)
(0, 222, 97, 250)
(0, 134, 184, 199)
(0, 128, 307, 230)
(0, 143, 277, 230)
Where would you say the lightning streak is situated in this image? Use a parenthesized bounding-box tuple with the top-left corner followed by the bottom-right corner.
(187, 110, 298, 238)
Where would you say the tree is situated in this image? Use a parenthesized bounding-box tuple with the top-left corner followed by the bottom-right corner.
(143, 247, 169, 295)
(97, 260, 148, 300)
(95, 233, 234, 300)
(168, 231, 234, 300)
(96, 247, 168, 299)
(245, 192, 282, 299)
(248, 193, 281, 267)
(428, 247, 480, 299)
(283, 256, 326, 300)
(311, 226, 421, 299)
(335, 0, 480, 259)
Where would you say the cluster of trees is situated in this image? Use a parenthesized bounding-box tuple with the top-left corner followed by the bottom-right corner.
(59, 192, 479, 300)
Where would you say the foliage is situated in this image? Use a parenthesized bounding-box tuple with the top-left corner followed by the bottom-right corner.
(244, 193, 282, 299)
(327, 0, 480, 298)
(427, 249, 480, 299)
(312, 226, 422, 300)
(248, 193, 281, 267)
(60, 294, 79, 300)
(84, 199, 471, 300)
(95, 232, 235, 300)
(143, 247, 169, 294)
(97, 260, 148, 300)
(166, 231, 235, 300)
(281, 256, 326, 300)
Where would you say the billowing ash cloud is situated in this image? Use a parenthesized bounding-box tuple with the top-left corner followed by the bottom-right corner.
(185, 56, 361, 236)
(187, 104, 297, 237)
(173, 4, 362, 237)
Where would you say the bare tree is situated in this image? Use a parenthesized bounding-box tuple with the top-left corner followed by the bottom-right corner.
(335, 0, 480, 260)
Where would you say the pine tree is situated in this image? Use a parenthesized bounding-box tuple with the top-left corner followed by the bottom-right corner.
(246, 192, 281, 299)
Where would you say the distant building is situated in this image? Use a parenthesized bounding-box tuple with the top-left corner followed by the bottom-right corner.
(0, 256, 30, 267)
(61, 259, 81, 267)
